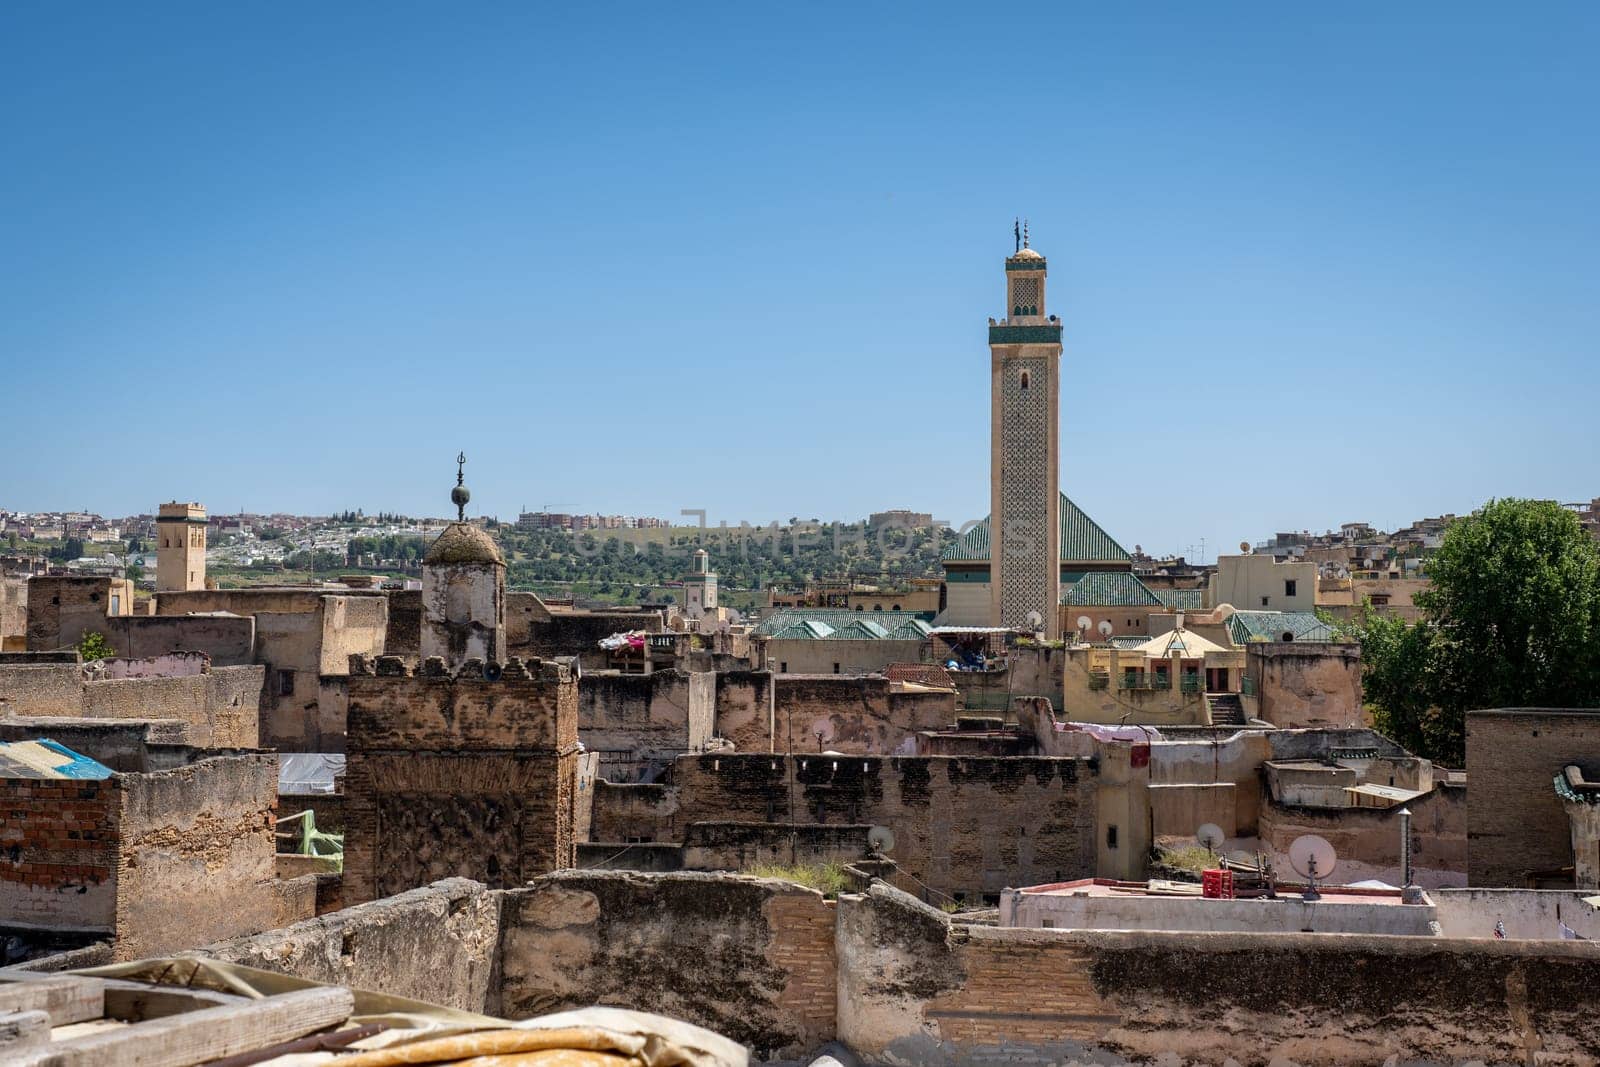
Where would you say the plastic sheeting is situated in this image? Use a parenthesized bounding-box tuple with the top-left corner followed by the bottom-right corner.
(71, 958, 748, 1067)
(280, 753, 347, 795)
(1057, 722, 1166, 743)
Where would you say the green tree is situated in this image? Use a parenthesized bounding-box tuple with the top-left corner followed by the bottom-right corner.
(1360, 498, 1600, 765)
(78, 631, 116, 662)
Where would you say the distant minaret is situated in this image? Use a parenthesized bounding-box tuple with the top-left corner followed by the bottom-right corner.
(684, 548, 718, 620)
(988, 224, 1061, 637)
(157, 501, 207, 591)
(421, 453, 507, 667)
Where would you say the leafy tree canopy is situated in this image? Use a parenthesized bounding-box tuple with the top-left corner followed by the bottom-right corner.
(1361, 498, 1600, 765)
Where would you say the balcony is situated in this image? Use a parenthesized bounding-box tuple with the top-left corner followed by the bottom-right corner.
(1118, 673, 1147, 690)
(1180, 676, 1203, 694)
(1088, 672, 1109, 691)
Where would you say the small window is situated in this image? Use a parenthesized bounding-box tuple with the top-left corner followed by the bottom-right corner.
(277, 669, 294, 696)
(1107, 825, 1118, 849)
(1285, 579, 1297, 597)
(833, 662, 841, 674)
(779, 662, 787, 673)
(1041, 918, 1056, 929)
(1020, 371, 1030, 390)
(1261, 596, 1270, 607)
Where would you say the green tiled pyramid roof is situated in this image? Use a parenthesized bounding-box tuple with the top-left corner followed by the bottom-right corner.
(1154, 588, 1206, 611)
(1226, 611, 1337, 645)
(753, 609, 934, 641)
(941, 493, 1132, 564)
(1059, 571, 1162, 607)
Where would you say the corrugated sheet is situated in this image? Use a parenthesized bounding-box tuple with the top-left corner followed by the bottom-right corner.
(0, 739, 113, 780)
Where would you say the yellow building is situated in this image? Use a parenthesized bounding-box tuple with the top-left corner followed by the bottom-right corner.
(156, 501, 206, 592)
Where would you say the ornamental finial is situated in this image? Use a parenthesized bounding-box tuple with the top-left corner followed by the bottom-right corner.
(1014, 217, 1021, 254)
(451, 452, 470, 521)
(1023, 219, 1029, 249)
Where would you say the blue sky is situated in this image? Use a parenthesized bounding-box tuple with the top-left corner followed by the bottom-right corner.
(2, 3, 1596, 559)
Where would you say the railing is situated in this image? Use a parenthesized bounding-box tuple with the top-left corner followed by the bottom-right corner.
(1119, 673, 1147, 690)
(1087, 672, 1109, 690)
(1180, 677, 1202, 693)
(1150, 676, 1172, 690)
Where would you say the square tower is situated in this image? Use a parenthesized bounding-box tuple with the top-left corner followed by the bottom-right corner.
(684, 548, 718, 620)
(156, 501, 207, 592)
(988, 243, 1061, 637)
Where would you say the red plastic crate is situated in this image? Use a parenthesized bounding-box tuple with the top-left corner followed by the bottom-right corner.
(1201, 868, 1234, 899)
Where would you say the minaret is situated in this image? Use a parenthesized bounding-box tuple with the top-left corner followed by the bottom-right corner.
(683, 548, 718, 620)
(988, 222, 1061, 638)
(421, 452, 507, 668)
(156, 501, 207, 591)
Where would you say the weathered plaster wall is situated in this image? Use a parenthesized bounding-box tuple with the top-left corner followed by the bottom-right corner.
(498, 871, 836, 1059)
(198, 877, 499, 1012)
(578, 670, 714, 779)
(1433, 888, 1600, 940)
(1467, 708, 1600, 887)
(1248, 642, 1365, 729)
(81, 665, 263, 748)
(111, 753, 285, 960)
(714, 670, 772, 752)
(763, 638, 926, 678)
(836, 881, 1600, 1067)
(0, 665, 84, 717)
(104, 614, 257, 666)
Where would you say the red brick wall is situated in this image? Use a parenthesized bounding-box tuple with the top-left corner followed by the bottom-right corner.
(0, 777, 118, 933)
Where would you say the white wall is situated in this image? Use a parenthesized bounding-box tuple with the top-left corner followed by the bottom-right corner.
(1001, 886, 1438, 936)
(1432, 889, 1600, 940)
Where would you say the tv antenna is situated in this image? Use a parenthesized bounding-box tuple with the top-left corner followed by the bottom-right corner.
(1196, 823, 1225, 857)
(1288, 834, 1337, 902)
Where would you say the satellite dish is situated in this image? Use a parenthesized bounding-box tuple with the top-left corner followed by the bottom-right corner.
(1097, 620, 1114, 637)
(1288, 834, 1338, 901)
(1076, 615, 1092, 631)
(1239, 541, 1251, 554)
(867, 825, 896, 855)
(1026, 610, 1043, 630)
(1196, 823, 1225, 853)
(482, 661, 503, 682)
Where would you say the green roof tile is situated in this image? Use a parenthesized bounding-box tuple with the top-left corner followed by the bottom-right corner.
(753, 609, 934, 641)
(1059, 571, 1162, 607)
(1226, 611, 1337, 645)
(941, 493, 1131, 565)
(1154, 588, 1205, 611)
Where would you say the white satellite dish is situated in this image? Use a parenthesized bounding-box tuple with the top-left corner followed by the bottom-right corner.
(1196, 823, 1225, 853)
(867, 825, 896, 855)
(1026, 610, 1043, 630)
(1097, 620, 1114, 637)
(1076, 615, 1092, 632)
(1288, 834, 1338, 901)
(1239, 541, 1251, 554)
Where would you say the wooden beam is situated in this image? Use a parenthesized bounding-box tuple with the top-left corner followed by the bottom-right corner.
(0, 1010, 49, 1056)
(22, 986, 355, 1067)
(0, 975, 105, 1025)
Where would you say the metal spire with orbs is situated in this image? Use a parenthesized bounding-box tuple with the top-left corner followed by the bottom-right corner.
(451, 451, 470, 521)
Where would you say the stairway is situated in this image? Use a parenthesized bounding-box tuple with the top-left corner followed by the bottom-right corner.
(1206, 693, 1246, 727)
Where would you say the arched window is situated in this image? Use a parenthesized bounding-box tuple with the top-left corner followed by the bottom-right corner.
(1020, 371, 1030, 390)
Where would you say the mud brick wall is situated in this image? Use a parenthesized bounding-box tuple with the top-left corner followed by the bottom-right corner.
(342, 665, 580, 905)
(1247, 642, 1365, 729)
(0, 664, 85, 717)
(0, 778, 118, 934)
(110, 753, 283, 960)
(837, 882, 1600, 1066)
(80, 665, 263, 748)
(498, 871, 837, 1059)
(595, 754, 1096, 900)
(775, 676, 957, 756)
(579, 670, 715, 777)
(1467, 708, 1600, 887)
(714, 671, 773, 751)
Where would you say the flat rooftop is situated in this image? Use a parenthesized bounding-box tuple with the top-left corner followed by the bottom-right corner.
(1016, 878, 1421, 907)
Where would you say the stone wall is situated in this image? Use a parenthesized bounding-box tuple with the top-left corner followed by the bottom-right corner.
(81, 665, 263, 748)
(578, 670, 715, 779)
(198, 877, 499, 1012)
(1467, 708, 1600, 886)
(0, 719, 188, 772)
(763, 638, 926, 678)
(498, 871, 837, 1059)
(24, 576, 130, 652)
(836, 882, 1600, 1066)
(1247, 642, 1364, 729)
(0, 663, 263, 749)
(0, 664, 84, 717)
(714, 673, 956, 757)
(593, 753, 1097, 900)
(342, 659, 581, 904)
(110, 753, 284, 960)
